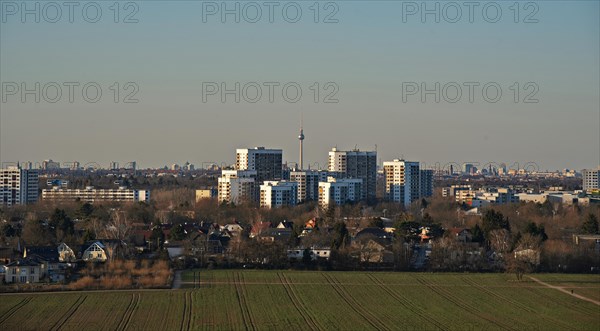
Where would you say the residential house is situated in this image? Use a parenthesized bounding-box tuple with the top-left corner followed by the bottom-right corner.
(23, 246, 60, 277)
(81, 241, 109, 262)
(58, 243, 76, 262)
(250, 221, 272, 238)
(277, 220, 294, 229)
(189, 232, 226, 255)
(449, 228, 472, 243)
(353, 239, 394, 264)
(4, 258, 42, 283)
(287, 247, 331, 261)
(223, 223, 244, 237)
(300, 218, 317, 237)
(256, 228, 293, 243)
(354, 227, 393, 245)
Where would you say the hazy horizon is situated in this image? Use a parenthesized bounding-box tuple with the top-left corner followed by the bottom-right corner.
(2, 1, 599, 171)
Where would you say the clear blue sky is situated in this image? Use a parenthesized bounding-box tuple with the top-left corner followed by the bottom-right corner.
(1, 0, 598, 171)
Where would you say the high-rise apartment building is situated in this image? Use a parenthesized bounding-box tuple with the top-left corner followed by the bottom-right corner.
(289, 170, 319, 203)
(318, 177, 363, 207)
(0, 166, 39, 206)
(328, 148, 376, 201)
(420, 169, 434, 198)
(236, 147, 283, 182)
(259, 181, 298, 208)
(582, 167, 600, 191)
(290, 170, 341, 203)
(383, 160, 420, 206)
(217, 170, 257, 205)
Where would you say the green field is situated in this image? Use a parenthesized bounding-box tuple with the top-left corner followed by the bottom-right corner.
(1, 271, 599, 330)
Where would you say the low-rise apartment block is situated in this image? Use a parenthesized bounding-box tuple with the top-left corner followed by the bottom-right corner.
(42, 187, 150, 203)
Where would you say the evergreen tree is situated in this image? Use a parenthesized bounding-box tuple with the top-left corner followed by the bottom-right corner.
(331, 221, 349, 249)
(581, 214, 599, 234)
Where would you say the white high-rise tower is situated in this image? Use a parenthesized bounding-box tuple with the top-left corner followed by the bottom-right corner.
(298, 123, 304, 170)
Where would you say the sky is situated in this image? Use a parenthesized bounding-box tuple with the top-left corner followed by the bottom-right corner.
(1, 0, 599, 171)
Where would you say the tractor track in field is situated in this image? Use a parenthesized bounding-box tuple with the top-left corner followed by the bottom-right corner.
(180, 291, 193, 331)
(461, 277, 536, 314)
(461, 277, 577, 331)
(116, 293, 140, 331)
(49, 295, 88, 331)
(367, 274, 447, 331)
(277, 272, 321, 331)
(415, 277, 517, 331)
(0, 297, 32, 324)
(234, 272, 257, 331)
(321, 273, 388, 331)
(518, 282, 599, 317)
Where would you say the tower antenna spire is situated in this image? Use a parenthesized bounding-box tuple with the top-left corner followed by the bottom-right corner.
(298, 113, 305, 170)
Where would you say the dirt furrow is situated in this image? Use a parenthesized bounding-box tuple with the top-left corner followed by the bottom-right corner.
(367, 273, 447, 331)
(322, 273, 387, 331)
(0, 297, 32, 324)
(415, 277, 516, 331)
(50, 295, 88, 331)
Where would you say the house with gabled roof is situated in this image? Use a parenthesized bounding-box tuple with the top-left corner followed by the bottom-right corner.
(81, 239, 128, 262)
(81, 241, 108, 262)
(23, 245, 60, 277)
(277, 220, 294, 229)
(4, 258, 42, 283)
(257, 228, 293, 243)
(449, 228, 472, 243)
(23, 246, 58, 261)
(223, 222, 244, 236)
(58, 243, 76, 262)
(250, 221, 272, 238)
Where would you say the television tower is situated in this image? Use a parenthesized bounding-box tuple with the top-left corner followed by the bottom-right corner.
(298, 117, 305, 170)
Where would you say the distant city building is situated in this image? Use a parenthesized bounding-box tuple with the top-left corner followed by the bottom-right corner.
(582, 167, 600, 192)
(110, 162, 120, 170)
(217, 170, 257, 204)
(42, 187, 150, 203)
(477, 188, 519, 204)
(448, 186, 518, 206)
(463, 163, 475, 174)
(318, 177, 362, 207)
(259, 181, 298, 208)
(517, 191, 589, 206)
(290, 170, 320, 203)
(383, 159, 420, 206)
(328, 148, 376, 201)
(70, 161, 80, 171)
(420, 169, 434, 198)
(0, 166, 39, 206)
(183, 162, 195, 171)
(195, 188, 217, 202)
(47, 179, 69, 188)
(170, 164, 180, 171)
(41, 159, 60, 170)
(236, 147, 283, 182)
(442, 185, 473, 197)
